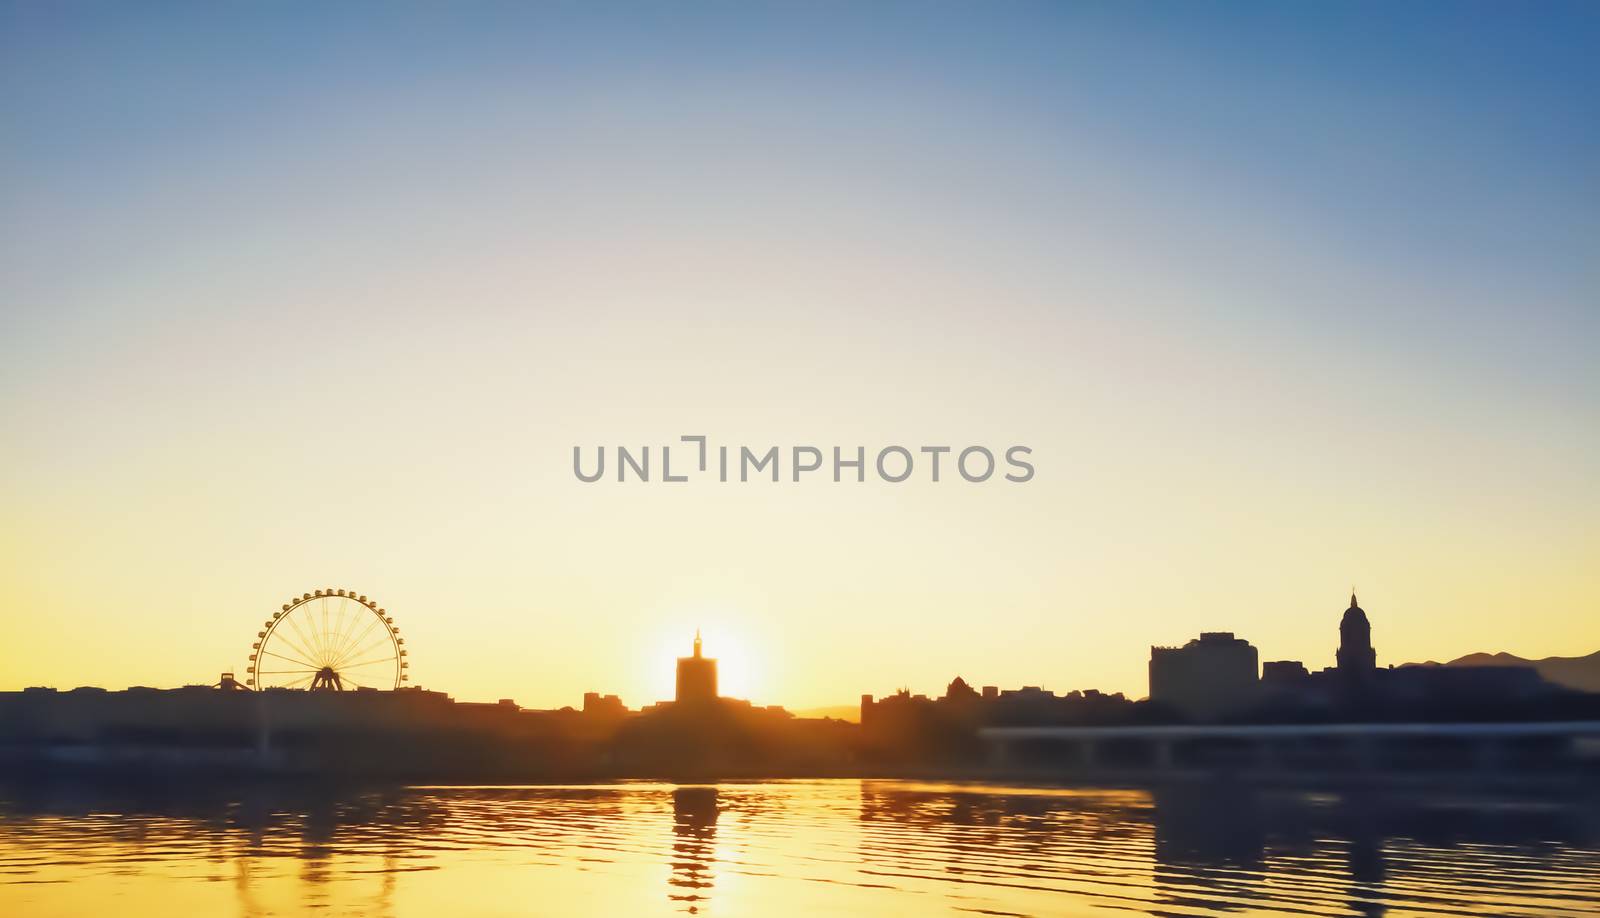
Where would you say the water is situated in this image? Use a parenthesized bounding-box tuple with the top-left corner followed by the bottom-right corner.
(1, 780, 1597, 916)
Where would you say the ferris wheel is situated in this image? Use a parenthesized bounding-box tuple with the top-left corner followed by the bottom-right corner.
(246, 588, 408, 690)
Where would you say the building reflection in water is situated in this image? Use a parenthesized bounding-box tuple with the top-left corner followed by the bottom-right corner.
(1146, 786, 1385, 917)
(3, 781, 1596, 917)
(668, 786, 719, 913)
(1149, 786, 1270, 916)
(856, 781, 1596, 918)
(0, 783, 431, 918)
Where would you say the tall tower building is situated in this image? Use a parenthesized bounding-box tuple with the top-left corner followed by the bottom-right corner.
(675, 630, 718, 705)
(1336, 592, 1377, 676)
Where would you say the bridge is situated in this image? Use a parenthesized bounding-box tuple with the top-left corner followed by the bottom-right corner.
(978, 721, 1600, 782)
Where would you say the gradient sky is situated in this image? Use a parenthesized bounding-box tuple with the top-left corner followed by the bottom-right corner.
(2, 2, 1596, 709)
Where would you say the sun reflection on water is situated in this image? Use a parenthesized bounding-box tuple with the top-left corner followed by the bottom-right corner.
(1, 780, 1597, 917)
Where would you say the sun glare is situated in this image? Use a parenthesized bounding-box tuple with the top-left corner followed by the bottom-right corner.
(645, 614, 764, 705)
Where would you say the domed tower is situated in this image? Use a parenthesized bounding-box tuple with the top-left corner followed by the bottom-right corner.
(1336, 591, 1377, 676)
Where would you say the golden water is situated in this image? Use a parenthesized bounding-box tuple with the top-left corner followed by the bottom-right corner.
(2, 780, 1596, 916)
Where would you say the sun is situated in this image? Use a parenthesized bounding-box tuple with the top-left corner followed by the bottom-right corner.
(647, 617, 766, 704)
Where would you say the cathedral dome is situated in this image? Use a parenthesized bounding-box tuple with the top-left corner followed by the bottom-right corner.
(1336, 591, 1377, 675)
(1341, 592, 1369, 627)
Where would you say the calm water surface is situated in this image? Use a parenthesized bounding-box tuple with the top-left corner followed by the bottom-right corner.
(1, 780, 1597, 916)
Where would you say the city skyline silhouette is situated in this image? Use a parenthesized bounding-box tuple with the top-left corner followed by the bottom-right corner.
(8, 584, 1599, 724)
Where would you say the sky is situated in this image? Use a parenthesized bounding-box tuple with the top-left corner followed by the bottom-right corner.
(2, 2, 1596, 709)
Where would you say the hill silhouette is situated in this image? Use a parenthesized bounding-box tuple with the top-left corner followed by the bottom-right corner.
(1404, 650, 1600, 694)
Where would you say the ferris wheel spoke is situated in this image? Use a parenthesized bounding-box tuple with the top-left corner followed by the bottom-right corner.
(331, 622, 386, 668)
(306, 598, 323, 663)
(328, 601, 367, 665)
(284, 610, 327, 665)
(337, 654, 399, 675)
(331, 615, 383, 668)
(320, 597, 332, 661)
(305, 606, 336, 666)
(256, 668, 320, 674)
(280, 673, 316, 689)
(321, 602, 340, 659)
(338, 639, 397, 668)
(260, 648, 320, 669)
(330, 598, 353, 657)
(339, 649, 399, 670)
(270, 629, 322, 669)
(339, 657, 397, 669)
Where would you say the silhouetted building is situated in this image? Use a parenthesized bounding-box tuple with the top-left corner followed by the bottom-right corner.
(860, 679, 1141, 765)
(583, 692, 627, 718)
(1149, 632, 1260, 721)
(1261, 661, 1309, 685)
(1337, 592, 1377, 680)
(1250, 594, 1575, 720)
(675, 631, 718, 705)
(944, 677, 980, 702)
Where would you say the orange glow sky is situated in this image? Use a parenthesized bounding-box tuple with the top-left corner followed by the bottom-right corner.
(2, 5, 1596, 709)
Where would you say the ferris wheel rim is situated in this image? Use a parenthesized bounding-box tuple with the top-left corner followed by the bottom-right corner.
(244, 588, 410, 691)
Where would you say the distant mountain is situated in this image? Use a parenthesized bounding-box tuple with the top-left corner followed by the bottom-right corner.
(1411, 650, 1600, 694)
(792, 705, 860, 723)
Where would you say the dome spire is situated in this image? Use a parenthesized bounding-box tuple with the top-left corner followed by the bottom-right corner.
(693, 628, 702, 659)
(1350, 587, 1358, 609)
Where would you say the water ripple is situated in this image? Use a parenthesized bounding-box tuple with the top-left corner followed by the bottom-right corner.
(0, 781, 1597, 916)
